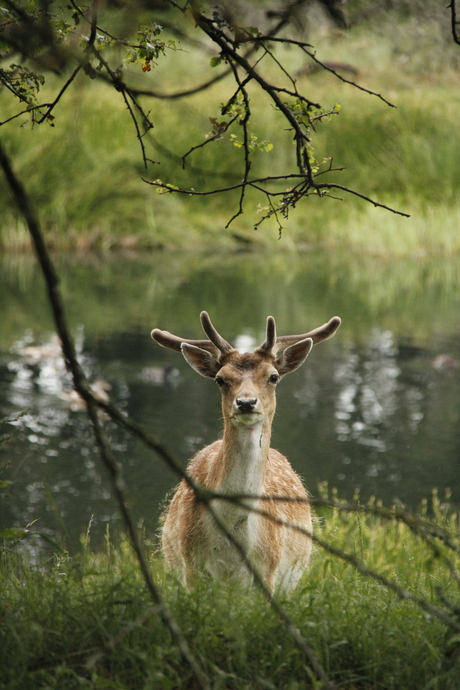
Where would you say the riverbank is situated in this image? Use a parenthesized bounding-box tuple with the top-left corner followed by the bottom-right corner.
(1, 12, 460, 256)
(1, 490, 459, 689)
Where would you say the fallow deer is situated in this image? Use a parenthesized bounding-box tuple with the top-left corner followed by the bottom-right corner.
(151, 312, 341, 593)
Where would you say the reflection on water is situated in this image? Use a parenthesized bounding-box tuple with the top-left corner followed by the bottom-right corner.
(0, 251, 459, 550)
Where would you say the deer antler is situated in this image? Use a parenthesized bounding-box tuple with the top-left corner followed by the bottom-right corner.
(152, 314, 340, 357)
(200, 311, 233, 354)
(151, 312, 234, 356)
(274, 316, 341, 354)
(151, 328, 219, 355)
(256, 316, 341, 356)
(258, 316, 277, 353)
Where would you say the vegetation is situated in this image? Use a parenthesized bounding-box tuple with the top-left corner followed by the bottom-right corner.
(1, 490, 460, 689)
(1, 1, 460, 253)
(2, 3, 460, 688)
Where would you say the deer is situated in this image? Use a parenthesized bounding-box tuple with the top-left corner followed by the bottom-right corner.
(151, 312, 341, 593)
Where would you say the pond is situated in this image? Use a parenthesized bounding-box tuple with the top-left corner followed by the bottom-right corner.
(1, 250, 459, 552)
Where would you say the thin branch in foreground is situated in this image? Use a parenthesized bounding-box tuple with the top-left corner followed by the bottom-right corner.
(208, 494, 460, 635)
(0, 140, 211, 690)
(203, 503, 338, 690)
(36, 65, 82, 125)
(0, 138, 334, 689)
(256, 36, 397, 108)
(145, 175, 410, 221)
(207, 490, 460, 583)
(450, 0, 460, 45)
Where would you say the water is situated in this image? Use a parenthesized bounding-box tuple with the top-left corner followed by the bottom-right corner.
(1, 251, 459, 551)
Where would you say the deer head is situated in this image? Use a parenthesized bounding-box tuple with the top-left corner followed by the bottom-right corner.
(151, 312, 341, 429)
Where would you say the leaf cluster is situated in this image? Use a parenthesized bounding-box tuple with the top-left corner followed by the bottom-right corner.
(0, 0, 415, 230)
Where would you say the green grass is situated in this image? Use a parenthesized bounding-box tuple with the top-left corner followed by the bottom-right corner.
(1, 490, 460, 689)
(1, 13, 460, 254)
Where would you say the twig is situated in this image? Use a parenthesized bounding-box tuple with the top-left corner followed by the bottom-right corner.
(319, 182, 410, 216)
(207, 494, 460, 634)
(204, 491, 460, 558)
(256, 36, 396, 108)
(0, 103, 52, 127)
(0, 139, 211, 690)
(450, 0, 460, 45)
(145, 175, 410, 218)
(302, 48, 397, 108)
(204, 503, 339, 690)
(224, 61, 252, 227)
(36, 65, 82, 124)
(181, 113, 239, 169)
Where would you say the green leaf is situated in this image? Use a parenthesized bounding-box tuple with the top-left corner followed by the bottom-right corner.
(0, 528, 29, 540)
(210, 56, 222, 68)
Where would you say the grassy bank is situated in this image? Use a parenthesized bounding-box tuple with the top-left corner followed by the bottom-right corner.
(2, 249, 460, 350)
(1, 12, 460, 255)
(1, 491, 460, 689)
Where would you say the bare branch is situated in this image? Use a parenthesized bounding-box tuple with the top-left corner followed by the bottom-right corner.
(145, 175, 410, 219)
(0, 139, 211, 690)
(256, 36, 397, 108)
(300, 47, 397, 108)
(36, 65, 82, 125)
(206, 494, 460, 634)
(450, 0, 460, 45)
(204, 504, 338, 690)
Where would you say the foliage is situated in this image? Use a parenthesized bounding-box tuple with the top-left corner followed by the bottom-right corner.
(1, 491, 460, 689)
(2, 6, 460, 688)
(2, 72, 460, 252)
(0, 0, 429, 237)
(1, 2, 460, 251)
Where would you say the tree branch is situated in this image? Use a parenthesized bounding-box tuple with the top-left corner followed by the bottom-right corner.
(145, 175, 410, 220)
(450, 0, 460, 45)
(0, 139, 211, 690)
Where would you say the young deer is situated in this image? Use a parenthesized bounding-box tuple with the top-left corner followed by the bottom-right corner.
(151, 312, 341, 593)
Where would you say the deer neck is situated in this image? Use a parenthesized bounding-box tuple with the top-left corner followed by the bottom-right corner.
(213, 416, 273, 497)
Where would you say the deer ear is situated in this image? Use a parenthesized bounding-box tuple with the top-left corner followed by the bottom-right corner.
(275, 338, 313, 377)
(181, 343, 220, 379)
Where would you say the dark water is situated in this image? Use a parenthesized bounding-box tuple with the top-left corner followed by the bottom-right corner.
(1, 251, 459, 551)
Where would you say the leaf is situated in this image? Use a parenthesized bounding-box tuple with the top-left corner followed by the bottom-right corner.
(0, 528, 29, 540)
(210, 56, 222, 68)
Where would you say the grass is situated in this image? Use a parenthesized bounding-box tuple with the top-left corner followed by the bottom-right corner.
(1, 12, 460, 254)
(1, 489, 460, 689)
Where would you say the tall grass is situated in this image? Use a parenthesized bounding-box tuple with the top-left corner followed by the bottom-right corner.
(1, 490, 459, 689)
(1, 14, 460, 254)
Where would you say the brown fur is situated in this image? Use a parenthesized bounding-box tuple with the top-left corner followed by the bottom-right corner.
(152, 313, 340, 593)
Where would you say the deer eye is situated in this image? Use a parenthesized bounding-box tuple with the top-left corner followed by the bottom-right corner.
(215, 376, 226, 387)
(268, 373, 280, 384)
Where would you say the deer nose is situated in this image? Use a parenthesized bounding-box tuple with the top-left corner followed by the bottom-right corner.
(236, 397, 257, 413)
